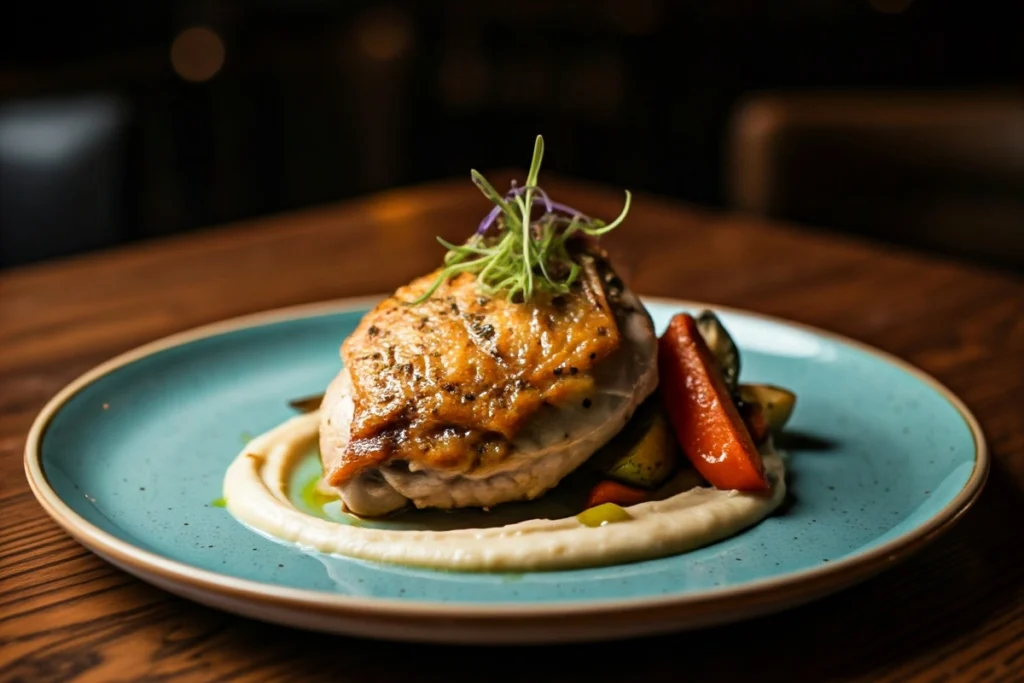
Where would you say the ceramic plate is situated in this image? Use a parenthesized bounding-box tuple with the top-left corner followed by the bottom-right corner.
(24, 297, 988, 644)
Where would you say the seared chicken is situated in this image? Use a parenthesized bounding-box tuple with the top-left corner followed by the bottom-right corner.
(319, 245, 658, 516)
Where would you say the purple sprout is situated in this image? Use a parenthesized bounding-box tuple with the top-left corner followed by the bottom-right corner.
(476, 204, 503, 235)
(475, 182, 589, 236)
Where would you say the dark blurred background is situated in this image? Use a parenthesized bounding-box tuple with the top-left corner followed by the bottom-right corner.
(1, 0, 1022, 270)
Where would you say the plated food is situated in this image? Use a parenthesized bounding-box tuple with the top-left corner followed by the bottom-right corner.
(222, 137, 798, 571)
(22, 133, 988, 641)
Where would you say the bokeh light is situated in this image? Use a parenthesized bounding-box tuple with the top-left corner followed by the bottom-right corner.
(171, 26, 225, 83)
(356, 8, 413, 62)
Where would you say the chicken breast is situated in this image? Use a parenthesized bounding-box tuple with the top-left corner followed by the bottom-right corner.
(319, 245, 658, 516)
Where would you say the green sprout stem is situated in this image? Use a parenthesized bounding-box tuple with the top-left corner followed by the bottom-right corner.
(409, 135, 631, 305)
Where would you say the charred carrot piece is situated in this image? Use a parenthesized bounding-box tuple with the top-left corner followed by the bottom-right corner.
(585, 479, 651, 509)
(658, 313, 770, 491)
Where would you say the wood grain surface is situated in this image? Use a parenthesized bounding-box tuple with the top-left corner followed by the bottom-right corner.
(2, 174, 1022, 682)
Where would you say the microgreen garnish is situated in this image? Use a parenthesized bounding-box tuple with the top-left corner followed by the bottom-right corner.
(409, 135, 631, 305)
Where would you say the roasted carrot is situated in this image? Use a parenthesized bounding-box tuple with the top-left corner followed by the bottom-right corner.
(586, 479, 651, 509)
(657, 313, 770, 491)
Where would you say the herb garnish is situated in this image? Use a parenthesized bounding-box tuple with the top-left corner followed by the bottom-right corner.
(410, 135, 631, 304)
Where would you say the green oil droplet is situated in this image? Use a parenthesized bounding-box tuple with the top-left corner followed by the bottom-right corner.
(240, 431, 253, 444)
(576, 502, 632, 527)
(211, 497, 227, 508)
(300, 474, 335, 513)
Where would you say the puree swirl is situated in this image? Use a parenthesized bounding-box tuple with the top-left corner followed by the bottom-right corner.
(222, 411, 787, 572)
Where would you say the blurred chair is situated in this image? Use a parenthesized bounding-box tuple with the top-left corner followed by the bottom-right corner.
(724, 92, 1024, 270)
(0, 93, 131, 268)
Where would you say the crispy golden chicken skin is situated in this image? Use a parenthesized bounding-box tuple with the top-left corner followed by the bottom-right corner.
(320, 246, 658, 515)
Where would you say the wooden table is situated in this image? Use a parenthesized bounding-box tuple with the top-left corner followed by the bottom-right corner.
(2, 174, 1022, 682)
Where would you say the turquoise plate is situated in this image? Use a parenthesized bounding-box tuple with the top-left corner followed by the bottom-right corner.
(25, 297, 988, 644)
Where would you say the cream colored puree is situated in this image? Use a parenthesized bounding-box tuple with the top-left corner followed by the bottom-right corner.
(223, 411, 787, 572)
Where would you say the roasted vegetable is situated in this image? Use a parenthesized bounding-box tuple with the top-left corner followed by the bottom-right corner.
(289, 393, 324, 413)
(737, 399, 770, 445)
(658, 313, 770, 491)
(596, 401, 678, 489)
(695, 310, 741, 393)
(737, 384, 797, 434)
(577, 502, 633, 527)
(585, 480, 652, 509)
(653, 467, 707, 498)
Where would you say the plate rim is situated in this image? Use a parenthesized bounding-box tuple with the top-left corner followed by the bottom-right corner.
(24, 295, 989, 622)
